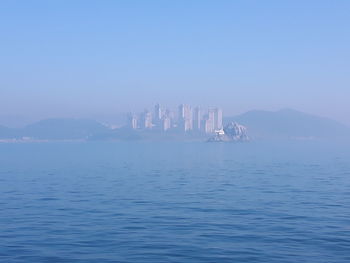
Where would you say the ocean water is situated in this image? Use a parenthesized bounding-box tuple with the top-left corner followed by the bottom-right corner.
(0, 141, 350, 263)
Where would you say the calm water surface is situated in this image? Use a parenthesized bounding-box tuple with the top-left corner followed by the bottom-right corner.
(1, 141, 350, 262)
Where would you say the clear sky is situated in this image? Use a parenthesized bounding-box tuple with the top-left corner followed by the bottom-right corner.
(1, 0, 349, 126)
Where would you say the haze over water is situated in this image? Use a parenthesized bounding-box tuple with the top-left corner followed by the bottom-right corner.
(1, 141, 350, 262)
(1, 1, 350, 262)
(1, 1, 350, 126)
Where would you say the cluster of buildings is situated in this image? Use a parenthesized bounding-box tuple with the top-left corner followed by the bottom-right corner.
(127, 104, 223, 134)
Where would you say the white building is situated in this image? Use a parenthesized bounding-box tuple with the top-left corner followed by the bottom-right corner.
(178, 104, 193, 131)
(154, 103, 162, 126)
(203, 109, 215, 133)
(162, 116, 171, 131)
(193, 107, 201, 131)
(127, 113, 138, 129)
(214, 108, 223, 130)
(140, 110, 153, 129)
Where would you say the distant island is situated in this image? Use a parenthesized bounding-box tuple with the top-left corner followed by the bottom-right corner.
(0, 108, 349, 142)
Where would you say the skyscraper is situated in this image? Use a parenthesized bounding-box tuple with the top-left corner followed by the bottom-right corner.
(214, 108, 223, 130)
(140, 109, 153, 129)
(178, 104, 185, 120)
(127, 113, 138, 129)
(154, 103, 162, 126)
(193, 107, 201, 131)
(204, 109, 215, 133)
(161, 109, 172, 131)
(162, 116, 171, 131)
(126, 104, 222, 133)
(178, 104, 193, 131)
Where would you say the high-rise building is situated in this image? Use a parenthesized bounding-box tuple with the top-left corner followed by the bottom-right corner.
(214, 108, 223, 130)
(178, 104, 185, 120)
(127, 113, 138, 129)
(193, 107, 201, 131)
(204, 109, 215, 133)
(154, 103, 162, 126)
(178, 104, 193, 131)
(126, 104, 222, 133)
(140, 109, 153, 129)
(162, 116, 171, 131)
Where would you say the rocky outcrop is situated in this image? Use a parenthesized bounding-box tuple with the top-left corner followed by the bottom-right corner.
(208, 122, 249, 142)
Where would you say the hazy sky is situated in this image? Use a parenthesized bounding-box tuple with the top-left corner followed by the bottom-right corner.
(1, 0, 349, 126)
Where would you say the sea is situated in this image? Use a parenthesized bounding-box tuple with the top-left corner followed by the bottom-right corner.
(1, 140, 350, 262)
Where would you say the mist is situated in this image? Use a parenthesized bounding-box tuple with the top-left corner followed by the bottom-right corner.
(0, 1, 349, 127)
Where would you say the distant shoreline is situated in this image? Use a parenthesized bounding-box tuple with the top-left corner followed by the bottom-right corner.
(0, 139, 86, 143)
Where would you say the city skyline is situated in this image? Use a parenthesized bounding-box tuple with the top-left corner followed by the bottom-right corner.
(127, 103, 223, 134)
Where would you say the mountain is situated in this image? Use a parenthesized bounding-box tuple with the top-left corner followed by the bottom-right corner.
(224, 109, 350, 140)
(2, 110, 349, 141)
(21, 119, 111, 140)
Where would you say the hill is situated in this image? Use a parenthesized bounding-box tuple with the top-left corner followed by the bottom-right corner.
(224, 109, 350, 140)
(20, 118, 110, 140)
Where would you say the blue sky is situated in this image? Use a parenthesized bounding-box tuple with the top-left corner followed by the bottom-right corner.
(1, 0, 349, 125)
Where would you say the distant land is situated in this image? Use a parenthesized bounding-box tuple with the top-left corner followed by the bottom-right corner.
(0, 109, 349, 142)
(225, 109, 350, 140)
(0, 119, 110, 141)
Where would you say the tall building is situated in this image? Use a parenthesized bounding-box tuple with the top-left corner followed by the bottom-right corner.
(162, 116, 171, 131)
(214, 108, 223, 130)
(140, 109, 153, 129)
(178, 104, 185, 120)
(204, 109, 215, 133)
(193, 107, 201, 131)
(127, 113, 138, 129)
(126, 104, 222, 133)
(161, 109, 172, 131)
(154, 103, 162, 126)
(178, 104, 193, 131)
